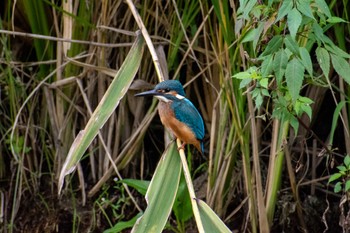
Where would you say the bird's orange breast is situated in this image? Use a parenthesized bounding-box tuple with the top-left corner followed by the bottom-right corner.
(158, 102, 201, 151)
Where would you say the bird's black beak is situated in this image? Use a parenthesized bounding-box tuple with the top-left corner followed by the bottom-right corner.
(135, 89, 161, 97)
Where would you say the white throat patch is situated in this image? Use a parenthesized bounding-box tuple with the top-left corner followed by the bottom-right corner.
(175, 94, 185, 100)
(155, 95, 170, 102)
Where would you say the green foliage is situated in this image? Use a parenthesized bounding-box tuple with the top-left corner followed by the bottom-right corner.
(118, 179, 150, 196)
(58, 33, 145, 194)
(233, 0, 349, 134)
(104, 213, 142, 233)
(5, 136, 31, 154)
(1, 0, 349, 232)
(172, 175, 193, 232)
(233, 66, 270, 109)
(329, 155, 350, 193)
(131, 143, 182, 233)
(96, 183, 130, 227)
(233, 0, 349, 227)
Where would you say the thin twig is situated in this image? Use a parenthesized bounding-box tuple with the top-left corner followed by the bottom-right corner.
(125, 0, 165, 82)
(0, 29, 133, 48)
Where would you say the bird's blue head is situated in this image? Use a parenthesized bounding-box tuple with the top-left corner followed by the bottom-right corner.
(134, 80, 186, 101)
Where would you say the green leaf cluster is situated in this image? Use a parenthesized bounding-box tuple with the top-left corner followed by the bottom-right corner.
(233, 0, 350, 134)
(329, 155, 350, 193)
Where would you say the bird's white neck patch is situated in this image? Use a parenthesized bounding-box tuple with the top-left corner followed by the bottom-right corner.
(175, 94, 185, 100)
(155, 95, 170, 102)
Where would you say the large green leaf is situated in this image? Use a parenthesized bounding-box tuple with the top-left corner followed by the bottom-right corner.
(285, 57, 304, 101)
(132, 143, 181, 233)
(276, 0, 293, 22)
(329, 101, 347, 146)
(296, 0, 315, 20)
(261, 54, 274, 77)
(330, 53, 350, 85)
(299, 47, 313, 76)
(104, 213, 143, 233)
(273, 49, 289, 85)
(118, 179, 150, 196)
(284, 35, 300, 56)
(315, 0, 332, 18)
(287, 8, 302, 39)
(316, 46, 330, 79)
(260, 35, 283, 57)
(197, 199, 232, 233)
(58, 33, 145, 194)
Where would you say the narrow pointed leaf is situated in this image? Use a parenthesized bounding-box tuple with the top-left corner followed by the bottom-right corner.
(285, 57, 304, 101)
(58, 33, 145, 194)
(299, 47, 313, 76)
(273, 49, 289, 85)
(329, 101, 346, 146)
(104, 213, 143, 233)
(296, 0, 315, 20)
(328, 173, 342, 183)
(284, 35, 300, 55)
(197, 199, 232, 233)
(260, 35, 283, 57)
(330, 53, 350, 85)
(316, 46, 330, 79)
(261, 54, 273, 77)
(315, 0, 332, 18)
(287, 8, 302, 39)
(276, 0, 293, 22)
(132, 143, 181, 233)
(118, 179, 150, 196)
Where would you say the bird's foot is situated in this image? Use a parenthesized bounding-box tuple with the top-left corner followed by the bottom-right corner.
(177, 143, 186, 151)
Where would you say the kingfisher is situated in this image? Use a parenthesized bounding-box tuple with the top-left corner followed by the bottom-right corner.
(135, 80, 205, 154)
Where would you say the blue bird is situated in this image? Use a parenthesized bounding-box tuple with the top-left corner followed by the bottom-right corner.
(135, 80, 205, 154)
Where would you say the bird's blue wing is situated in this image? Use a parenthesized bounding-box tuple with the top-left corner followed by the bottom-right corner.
(171, 98, 205, 140)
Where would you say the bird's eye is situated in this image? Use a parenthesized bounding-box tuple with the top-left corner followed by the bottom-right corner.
(164, 88, 170, 92)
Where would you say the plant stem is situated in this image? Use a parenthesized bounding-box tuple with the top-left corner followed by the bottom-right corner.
(176, 139, 204, 233)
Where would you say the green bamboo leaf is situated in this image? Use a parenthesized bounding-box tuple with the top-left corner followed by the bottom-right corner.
(197, 199, 231, 233)
(330, 53, 350, 85)
(287, 8, 302, 39)
(273, 49, 289, 85)
(58, 33, 145, 194)
(132, 143, 181, 233)
(316, 46, 330, 79)
(286, 58, 304, 101)
(276, 0, 293, 22)
(299, 47, 313, 76)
